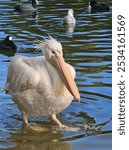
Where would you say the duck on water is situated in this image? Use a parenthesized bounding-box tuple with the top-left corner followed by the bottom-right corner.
(0, 35, 17, 56)
(89, 1, 110, 13)
(15, 0, 39, 12)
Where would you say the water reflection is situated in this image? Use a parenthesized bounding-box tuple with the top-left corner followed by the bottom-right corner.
(10, 127, 71, 150)
(11, 142, 71, 150)
(64, 23, 75, 38)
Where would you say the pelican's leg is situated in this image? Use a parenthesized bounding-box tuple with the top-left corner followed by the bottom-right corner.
(51, 114, 64, 127)
(22, 111, 48, 132)
(22, 111, 29, 125)
(51, 114, 80, 131)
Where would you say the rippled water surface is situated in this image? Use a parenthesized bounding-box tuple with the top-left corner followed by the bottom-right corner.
(0, 0, 112, 149)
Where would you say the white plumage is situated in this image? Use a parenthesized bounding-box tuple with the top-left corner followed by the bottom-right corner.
(5, 37, 80, 130)
(64, 9, 76, 24)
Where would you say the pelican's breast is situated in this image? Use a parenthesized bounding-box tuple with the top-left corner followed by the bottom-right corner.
(10, 56, 75, 116)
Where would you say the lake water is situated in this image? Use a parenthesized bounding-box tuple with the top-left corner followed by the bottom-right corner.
(0, 0, 112, 149)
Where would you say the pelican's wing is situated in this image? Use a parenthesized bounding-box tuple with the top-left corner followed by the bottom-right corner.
(5, 56, 43, 93)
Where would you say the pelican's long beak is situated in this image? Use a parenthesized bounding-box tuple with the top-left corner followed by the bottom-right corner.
(50, 54, 80, 103)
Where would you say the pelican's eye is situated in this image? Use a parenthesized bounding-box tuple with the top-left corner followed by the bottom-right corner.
(52, 50, 55, 54)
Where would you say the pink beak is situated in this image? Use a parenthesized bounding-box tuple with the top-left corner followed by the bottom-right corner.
(51, 54, 80, 103)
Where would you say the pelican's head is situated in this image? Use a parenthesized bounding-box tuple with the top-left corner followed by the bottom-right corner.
(37, 37, 63, 60)
(36, 36, 80, 102)
(68, 9, 74, 16)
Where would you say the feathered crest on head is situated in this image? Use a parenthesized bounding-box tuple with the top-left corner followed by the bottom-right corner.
(34, 36, 59, 53)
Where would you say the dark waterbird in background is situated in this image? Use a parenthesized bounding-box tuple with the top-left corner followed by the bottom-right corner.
(89, 0, 110, 13)
(0, 35, 17, 56)
(14, 0, 39, 12)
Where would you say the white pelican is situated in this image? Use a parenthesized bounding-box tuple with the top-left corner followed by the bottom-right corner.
(64, 9, 76, 24)
(5, 36, 80, 131)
